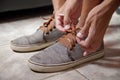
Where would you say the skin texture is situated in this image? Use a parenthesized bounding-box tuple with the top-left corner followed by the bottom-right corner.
(76, 0, 120, 56)
(55, 0, 82, 32)
(52, 0, 66, 13)
(52, 0, 120, 56)
(76, 0, 102, 30)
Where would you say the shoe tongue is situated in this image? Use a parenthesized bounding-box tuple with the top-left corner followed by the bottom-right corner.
(41, 20, 55, 33)
(58, 23, 77, 50)
(58, 33, 76, 50)
(40, 15, 55, 34)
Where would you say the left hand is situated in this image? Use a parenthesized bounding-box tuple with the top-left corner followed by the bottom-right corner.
(76, 0, 120, 56)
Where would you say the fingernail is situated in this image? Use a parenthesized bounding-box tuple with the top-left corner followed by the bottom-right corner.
(76, 37, 81, 43)
(58, 13, 64, 16)
(77, 32, 82, 38)
(64, 24, 70, 30)
(83, 51, 87, 56)
(57, 16, 61, 19)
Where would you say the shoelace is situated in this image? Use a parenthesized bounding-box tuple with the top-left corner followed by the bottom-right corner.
(58, 24, 80, 50)
(40, 15, 55, 34)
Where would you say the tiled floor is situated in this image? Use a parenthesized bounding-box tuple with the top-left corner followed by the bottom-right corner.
(0, 10, 120, 80)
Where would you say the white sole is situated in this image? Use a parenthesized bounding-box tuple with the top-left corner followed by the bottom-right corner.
(10, 41, 55, 52)
(28, 50, 104, 72)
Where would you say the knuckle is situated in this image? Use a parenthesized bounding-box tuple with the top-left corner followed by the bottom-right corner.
(82, 42, 89, 48)
(85, 20, 90, 26)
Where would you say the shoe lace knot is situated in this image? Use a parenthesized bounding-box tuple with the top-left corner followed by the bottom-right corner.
(40, 15, 55, 34)
(58, 24, 79, 50)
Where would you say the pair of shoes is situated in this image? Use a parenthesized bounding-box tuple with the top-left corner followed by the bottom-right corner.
(10, 15, 104, 72)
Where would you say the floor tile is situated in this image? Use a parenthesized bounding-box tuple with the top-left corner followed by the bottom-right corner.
(43, 70, 88, 80)
(0, 23, 24, 46)
(76, 64, 120, 80)
(0, 45, 61, 80)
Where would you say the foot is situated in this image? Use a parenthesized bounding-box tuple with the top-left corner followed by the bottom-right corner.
(10, 15, 65, 52)
(28, 24, 104, 72)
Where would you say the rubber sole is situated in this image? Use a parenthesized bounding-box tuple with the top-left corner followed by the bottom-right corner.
(10, 41, 55, 52)
(28, 50, 104, 72)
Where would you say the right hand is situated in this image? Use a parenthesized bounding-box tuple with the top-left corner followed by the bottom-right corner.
(55, 0, 82, 32)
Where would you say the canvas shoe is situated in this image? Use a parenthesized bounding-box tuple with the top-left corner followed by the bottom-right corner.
(10, 15, 65, 52)
(28, 25, 104, 72)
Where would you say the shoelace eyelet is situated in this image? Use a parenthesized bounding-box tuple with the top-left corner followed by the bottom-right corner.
(69, 45, 75, 51)
(46, 32, 49, 35)
(50, 29, 53, 32)
(53, 26, 56, 29)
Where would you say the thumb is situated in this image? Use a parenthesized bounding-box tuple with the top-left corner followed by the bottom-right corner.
(55, 13, 66, 32)
(77, 20, 91, 39)
(64, 10, 71, 30)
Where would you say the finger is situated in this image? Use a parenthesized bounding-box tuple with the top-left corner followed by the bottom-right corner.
(76, 21, 91, 40)
(64, 10, 71, 30)
(76, 37, 82, 44)
(76, 38, 90, 52)
(76, 37, 87, 56)
(80, 34, 97, 53)
(55, 14, 65, 32)
(80, 37, 100, 55)
(76, 37, 94, 56)
(79, 37, 93, 55)
(83, 51, 89, 56)
(82, 18, 97, 49)
(76, 32, 85, 40)
(80, 19, 91, 38)
(83, 50, 94, 56)
(76, 18, 86, 30)
(77, 36, 94, 52)
(64, 24, 70, 30)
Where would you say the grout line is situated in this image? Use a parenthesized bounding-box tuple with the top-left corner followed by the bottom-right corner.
(41, 69, 89, 80)
(40, 72, 64, 80)
(40, 69, 74, 80)
(75, 69, 90, 80)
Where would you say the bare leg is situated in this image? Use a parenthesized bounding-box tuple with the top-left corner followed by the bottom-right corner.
(55, 0, 83, 32)
(77, 0, 102, 29)
(52, 0, 66, 13)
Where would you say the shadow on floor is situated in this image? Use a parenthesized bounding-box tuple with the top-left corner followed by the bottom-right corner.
(105, 25, 120, 35)
(92, 25, 120, 68)
(92, 47, 120, 68)
(74, 25, 120, 69)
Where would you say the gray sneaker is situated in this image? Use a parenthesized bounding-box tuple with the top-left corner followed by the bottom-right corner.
(10, 15, 64, 52)
(28, 32, 104, 72)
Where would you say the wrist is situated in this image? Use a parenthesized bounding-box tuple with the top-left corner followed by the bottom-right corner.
(101, 0, 119, 13)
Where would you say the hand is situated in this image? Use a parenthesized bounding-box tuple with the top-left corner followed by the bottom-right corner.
(55, 0, 82, 32)
(76, 0, 119, 56)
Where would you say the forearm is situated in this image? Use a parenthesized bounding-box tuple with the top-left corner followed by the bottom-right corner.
(81, 0, 102, 17)
(76, 0, 102, 29)
(96, 0, 120, 34)
(52, 0, 66, 13)
(103, 0, 120, 12)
